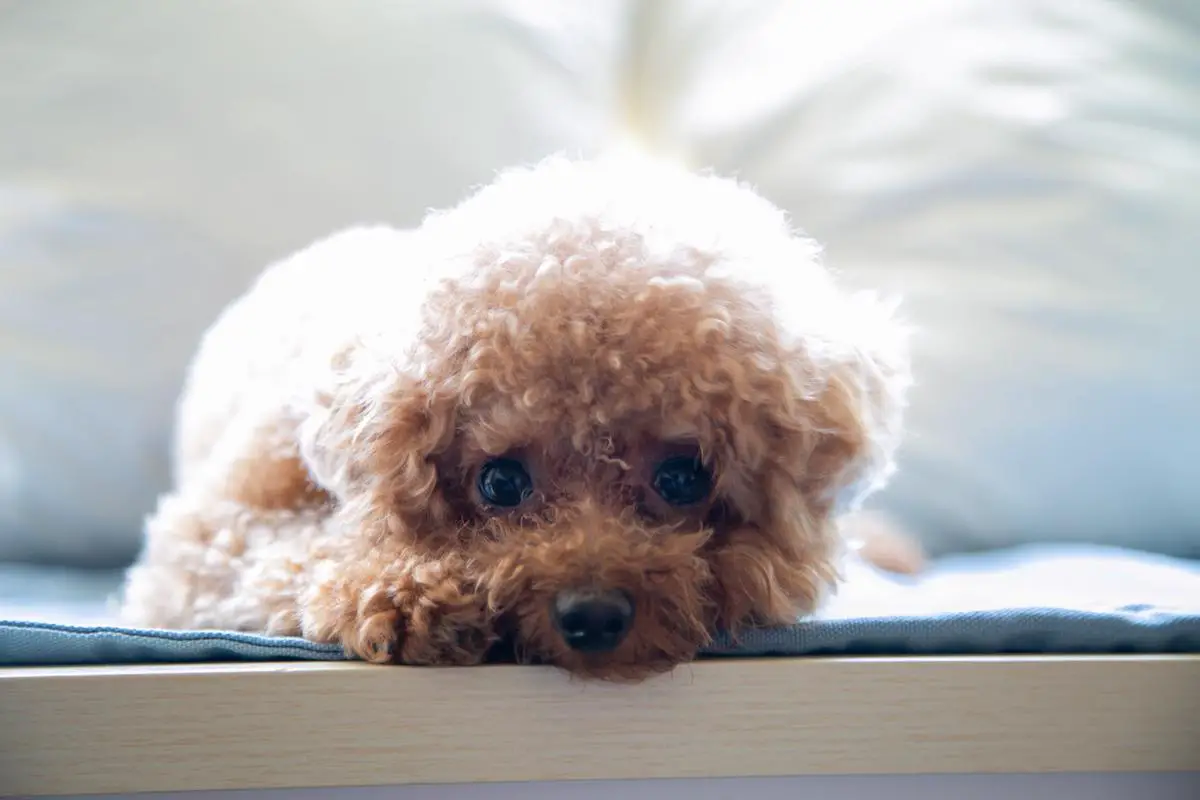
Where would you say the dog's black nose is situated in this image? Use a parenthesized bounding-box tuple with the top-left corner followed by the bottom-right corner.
(552, 590, 635, 653)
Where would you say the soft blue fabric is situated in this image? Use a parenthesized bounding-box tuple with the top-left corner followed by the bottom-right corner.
(2, 608, 1197, 667)
(0, 621, 344, 665)
(2, 545, 1198, 666)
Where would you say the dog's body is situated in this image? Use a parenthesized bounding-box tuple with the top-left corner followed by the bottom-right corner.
(122, 156, 912, 679)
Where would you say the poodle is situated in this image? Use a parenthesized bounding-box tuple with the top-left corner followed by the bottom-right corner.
(120, 155, 913, 680)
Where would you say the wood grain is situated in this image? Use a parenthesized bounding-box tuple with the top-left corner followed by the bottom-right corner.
(2, 655, 1197, 796)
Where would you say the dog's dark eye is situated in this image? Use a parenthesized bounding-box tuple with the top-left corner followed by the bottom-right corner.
(477, 458, 533, 508)
(652, 455, 712, 507)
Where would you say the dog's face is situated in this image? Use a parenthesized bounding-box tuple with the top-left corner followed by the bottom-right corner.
(418, 259, 864, 681)
(304, 160, 908, 680)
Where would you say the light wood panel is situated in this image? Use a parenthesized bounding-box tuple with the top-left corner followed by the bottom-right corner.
(2, 655, 1198, 796)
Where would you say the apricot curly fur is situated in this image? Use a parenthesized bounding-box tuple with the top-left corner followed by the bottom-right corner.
(120, 155, 912, 681)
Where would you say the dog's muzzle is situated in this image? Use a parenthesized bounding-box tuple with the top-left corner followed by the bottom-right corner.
(551, 589, 635, 653)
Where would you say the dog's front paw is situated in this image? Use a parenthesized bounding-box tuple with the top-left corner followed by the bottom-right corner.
(304, 560, 495, 666)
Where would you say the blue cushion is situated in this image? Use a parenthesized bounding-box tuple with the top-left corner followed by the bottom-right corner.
(2, 544, 1197, 666)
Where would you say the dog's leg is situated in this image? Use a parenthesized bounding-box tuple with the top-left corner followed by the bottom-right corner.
(120, 487, 323, 634)
(840, 510, 927, 575)
(300, 548, 495, 666)
(121, 407, 334, 634)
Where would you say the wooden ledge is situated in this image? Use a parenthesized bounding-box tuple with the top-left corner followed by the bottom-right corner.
(2, 655, 1198, 796)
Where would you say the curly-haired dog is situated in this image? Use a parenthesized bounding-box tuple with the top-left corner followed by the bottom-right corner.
(121, 156, 912, 680)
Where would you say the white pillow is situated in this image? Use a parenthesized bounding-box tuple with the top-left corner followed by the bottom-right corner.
(0, 0, 627, 565)
(1, 0, 1196, 564)
(685, 0, 1200, 557)
(0, 189, 236, 565)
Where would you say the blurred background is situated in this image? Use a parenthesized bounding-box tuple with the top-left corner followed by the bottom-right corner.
(1, 0, 1198, 574)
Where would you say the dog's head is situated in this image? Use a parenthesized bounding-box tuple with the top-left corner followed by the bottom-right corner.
(303, 157, 910, 680)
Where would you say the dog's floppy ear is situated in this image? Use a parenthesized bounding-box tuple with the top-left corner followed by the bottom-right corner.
(295, 342, 459, 540)
(793, 288, 912, 515)
(737, 229, 911, 518)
